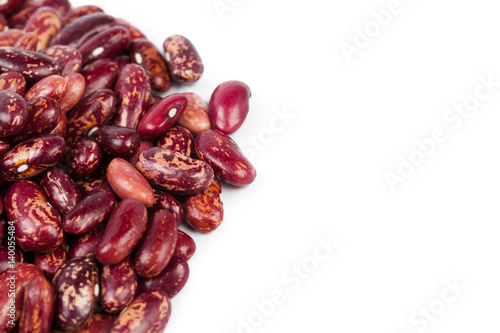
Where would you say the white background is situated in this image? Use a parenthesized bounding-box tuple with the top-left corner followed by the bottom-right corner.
(70, 0, 500, 332)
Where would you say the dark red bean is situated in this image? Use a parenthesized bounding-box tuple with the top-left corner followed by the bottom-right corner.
(77, 178, 113, 197)
(78, 26, 130, 65)
(173, 230, 196, 261)
(0, 70, 26, 95)
(89, 125, 140, 159)
(0, 90, 27, 138)
(62, 5, 104, 26)
(209, 80, 251, 134)
(0, 0, 25, 15)
(44, 45, 83, 75)
(101, 256, 137, 313)
(40, 166, 81, 214)
(81, 58, 120, 97)
(64, 139, 102, 178)
(150, 190, 184, 225)
(157, 125, 194, 157)
(137, 257, 189, 298)
(23, 6, 63, 51)
(33, 242, 67, 280)
(163, 35, 203, 83)
(18, 275, 55, 333)
(68, 223, 106, 259)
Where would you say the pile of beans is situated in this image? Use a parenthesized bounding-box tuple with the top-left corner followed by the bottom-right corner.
(0, 0, 256, 332)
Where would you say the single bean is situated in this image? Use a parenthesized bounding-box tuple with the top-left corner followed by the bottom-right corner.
(163, 35, 204, 83)
(178, 92, 211, 135)
(137, 257, 190, 298)
(101, 256, 137, 313)
(0, 90, 27, 137)
(81, 58, 120, 97)
(89, 125, 140, 159)
(23, 6, 63, 51)
(44, 45, 83, 75)
(18, 275, 55, 333)
(59, 72, 85, 113)
(157, 125, 194, 157)
(131, 38, 171, 92)
(209, 80, 251, 134)
(48, 109, 67, 137)
(184, 178, 224, 232)
(173, 230, 196, 261)
(40, 166, 81, 214)
(78, 26, 130, 65)
(13, 32, 38, 51)
(33, 242, 67, 280)
(68, 222, 106, 259)
(0, 29, 24, 47)
(64, 139, 102, 178)
(24, 74, 67, 102)
(0, 70, 26, 95)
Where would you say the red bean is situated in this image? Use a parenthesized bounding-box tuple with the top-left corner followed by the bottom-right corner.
(209, 80, 251, 134)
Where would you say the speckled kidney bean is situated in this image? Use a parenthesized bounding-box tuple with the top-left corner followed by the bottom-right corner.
(136, 147, 214, 195)
(163, 35, 203, 83)
(137, 257, 189, 298)
(0, 134, 66, 183)
(134, 209, 178, 278)
(209, 80, 251, 134)
(173, 230, 196, 261)
(62, 5, 104, 26)
(0, 29, 24, 47)
(150, 190, 183, 224)
(77, 178, 113, 196)
(33, 242, 67, 280)
(5, 180, 64, 252)
(0, 90, 27, 137)
(0, 245, 26, 273)
(157, 125, 194, 157)
(52, 257, 99, 331)
(18, 276, 55, 333)
(72, 313, 117, 333)
(0, 47, 61, 85)
(65, 89, 117, 144)
(24, 75, 67, 102)
(0, 70, 26, 95)
(184, 178, 223, 232)
(178, 92, 211, 135)
(64, 139, 101, 178)
(196, 129, 256, 186)
(107, 157, 154, 207)
(59, 72, 85, 112)
(81, 58, 120, 97)
(110, 289, 171, 333)
(13, 32, 38, 51)
(23, 6, 63, 51)
(68, 222, 106, 259)
(52, 13, 117, 49)
(8, 96, 61, 143)
(40, 166, 81, 214)
(131, 38, 172, 92)
(96, 198, 147, 265)
(0, 139, 8, 156)
(89, 125, 140, 159)
(101, 256, 137, 313)
(137, 93, 187, 140)
(0, 264, 44, 331)
(0, 0, 25, 15)
(114, 63, 151, 129)
(127, 139, 153, 167)
(44, 45, 83, 75)
(79, 26, 130, 65)
(62, 188, 115, 234)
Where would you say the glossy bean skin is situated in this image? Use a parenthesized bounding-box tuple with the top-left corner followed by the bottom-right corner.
(89, 125, 140, 159)
(110, 290, 171, 333)
(0, 264, 44, 331)
(0, 71, 26, 95)
(196, 129, 256, 186)
(0, 47, 61, 85)
(131, 38, 171, 92)
(0, 245, 26, 273)
(0, 0, 25, 15)
(0, 30, 24, 47)
(8, 0, 69, 29)
(0, 135, 66, 183)
(48, 110, 67, 137)
(18, 275, 54, 333)
(185, 178, 223, 232)
(134, 209, 178, 278)
(116, 18, 146, 41)
(137, 257, 189, 298)
(65, 89, 117, 145)
(23, 6, 63, 51)
(62, 188, 115, 234)
(157, 126, 194, 157)
(127, 139, 152, 167)
(59, 72, 85, 113)
(0, 139, 7, 156)
(64, 139, 101, 178)
(24, 75, 67, 102)
(72, 313, 117, 333)
(77, 178, 113, 197)
(107, 158, 154, 207)
(44, 45, 82, 75)
(13, 32, 38, 51)
(40, 166, 81, 214)
(52, 13, 116, 48)
(5, 180, 64, 252)
(178, 92, 211, 135)
(33, 242, 67, 280)
(96, 198, 147, 265)
(81, 58, 120, 97)
(101, 256, 137, 313)
(136, 147, 214, 195)
(137, 93, 187, 140)
(68, 222, 105, 259)
(209, 80, 251, 134)
(173, 230, 196, 261)
(62, 5, 104, 26)
(114, 63, 151, 129)
(52, 257, 99, 331)
(79, 26, 130, 65)
(8, 96, 61, 143)
(163, 35, 204, 83)
(150, 190, 183, 225)
(0, 90, 27, 137)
